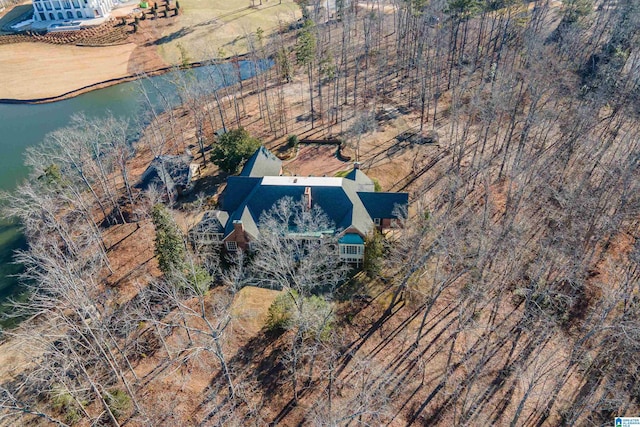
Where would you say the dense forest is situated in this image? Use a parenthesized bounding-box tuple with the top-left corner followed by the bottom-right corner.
(1, 0, 639, 425)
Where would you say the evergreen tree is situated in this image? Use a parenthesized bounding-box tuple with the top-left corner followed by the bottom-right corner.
(295, 19, 317, 127)
(151, 204, 185, 275)
(210, 128, 261, 173)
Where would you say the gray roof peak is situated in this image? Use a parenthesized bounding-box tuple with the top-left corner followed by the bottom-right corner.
(239, 146, 282, 177)
(345, 167, 375, 192)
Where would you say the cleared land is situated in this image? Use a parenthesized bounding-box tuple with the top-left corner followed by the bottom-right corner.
(0, 0, 300, 100)
(0, 42, 138, 99)
(157, 1, 301, 63)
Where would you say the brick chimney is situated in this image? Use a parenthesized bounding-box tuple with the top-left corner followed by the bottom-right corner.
(304, 186, 312, 210)
(233, 220, 244, 234)
(354, 162, 361, 170)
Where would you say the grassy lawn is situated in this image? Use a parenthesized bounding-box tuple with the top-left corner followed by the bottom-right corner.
(157, 0, 301, 64)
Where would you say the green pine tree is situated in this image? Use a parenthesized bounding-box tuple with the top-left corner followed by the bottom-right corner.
(151, 204, 185, 275)
(210, 128, 261, 173)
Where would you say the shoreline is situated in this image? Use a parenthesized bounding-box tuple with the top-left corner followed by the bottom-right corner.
(0, 53, 257, 105)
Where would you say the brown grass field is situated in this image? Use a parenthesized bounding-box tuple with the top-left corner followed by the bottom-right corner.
(0, 42, 138, 99)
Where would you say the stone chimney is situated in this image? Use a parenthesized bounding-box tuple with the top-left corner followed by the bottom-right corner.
(304, 186, 312, 210)
(354, 162, 361, 170)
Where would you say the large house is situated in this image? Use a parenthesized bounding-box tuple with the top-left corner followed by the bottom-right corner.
(32, 0, 114, 23)
(191, 146, 408, 265)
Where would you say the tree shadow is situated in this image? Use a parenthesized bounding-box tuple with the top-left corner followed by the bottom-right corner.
(198, 329, 287, 424)
(147, 27, 194, 46)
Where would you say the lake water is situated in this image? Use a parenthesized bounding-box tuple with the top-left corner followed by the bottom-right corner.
(0, 60, 270, 327)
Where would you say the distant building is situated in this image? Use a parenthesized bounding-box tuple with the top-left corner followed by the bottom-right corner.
(137, 155, 199, 203)
(32, 0, 114, 23)
(192, 146, 408, 266)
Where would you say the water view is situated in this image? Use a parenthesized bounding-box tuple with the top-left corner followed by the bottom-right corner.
(0, 59, 270, 326)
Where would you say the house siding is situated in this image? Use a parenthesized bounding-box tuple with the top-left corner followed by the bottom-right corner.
(224, 226, 251, 252)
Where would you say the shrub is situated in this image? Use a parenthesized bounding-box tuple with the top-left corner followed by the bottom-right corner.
(38, 163, 63, 187)
(265, 290, 336, 342)
(287, 134, 299, 148)
(51, 386, 83, 424)
(186, 264, 211, 294)
(302, 295, 334, 342)
(266, 291, 296, 332)
(104, 388, 131, 419)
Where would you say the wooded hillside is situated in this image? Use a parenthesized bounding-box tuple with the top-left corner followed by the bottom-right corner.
(1, 0, 639, 425)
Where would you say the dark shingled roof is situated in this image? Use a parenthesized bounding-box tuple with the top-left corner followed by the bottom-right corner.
(222, 178, 379, 239)
(137, 155, 194, 195)
(345, 168, 375, 192)
(239, 146, 282, 177)
(219, 147, 408, 242)
(357, 192, 409, 220)
(191, 210, 229, 235)
(220, 177, 262, 213)
(248, 185, 351, 232)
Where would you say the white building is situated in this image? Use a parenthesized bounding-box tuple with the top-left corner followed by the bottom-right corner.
(32, 0, 115, 23)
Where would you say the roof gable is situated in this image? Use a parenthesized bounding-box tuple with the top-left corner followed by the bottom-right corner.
(345, 168, 375, 192)
(192, 210, 228, 235)
(137, 155, 194, 193)
(239, 146, 283, 177)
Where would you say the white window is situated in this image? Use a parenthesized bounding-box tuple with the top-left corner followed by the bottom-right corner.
(226, 241, 237, 252)
(340, 245, 363, 255)
(203, 232, 222, 242)
(374, 218, 381, 226)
